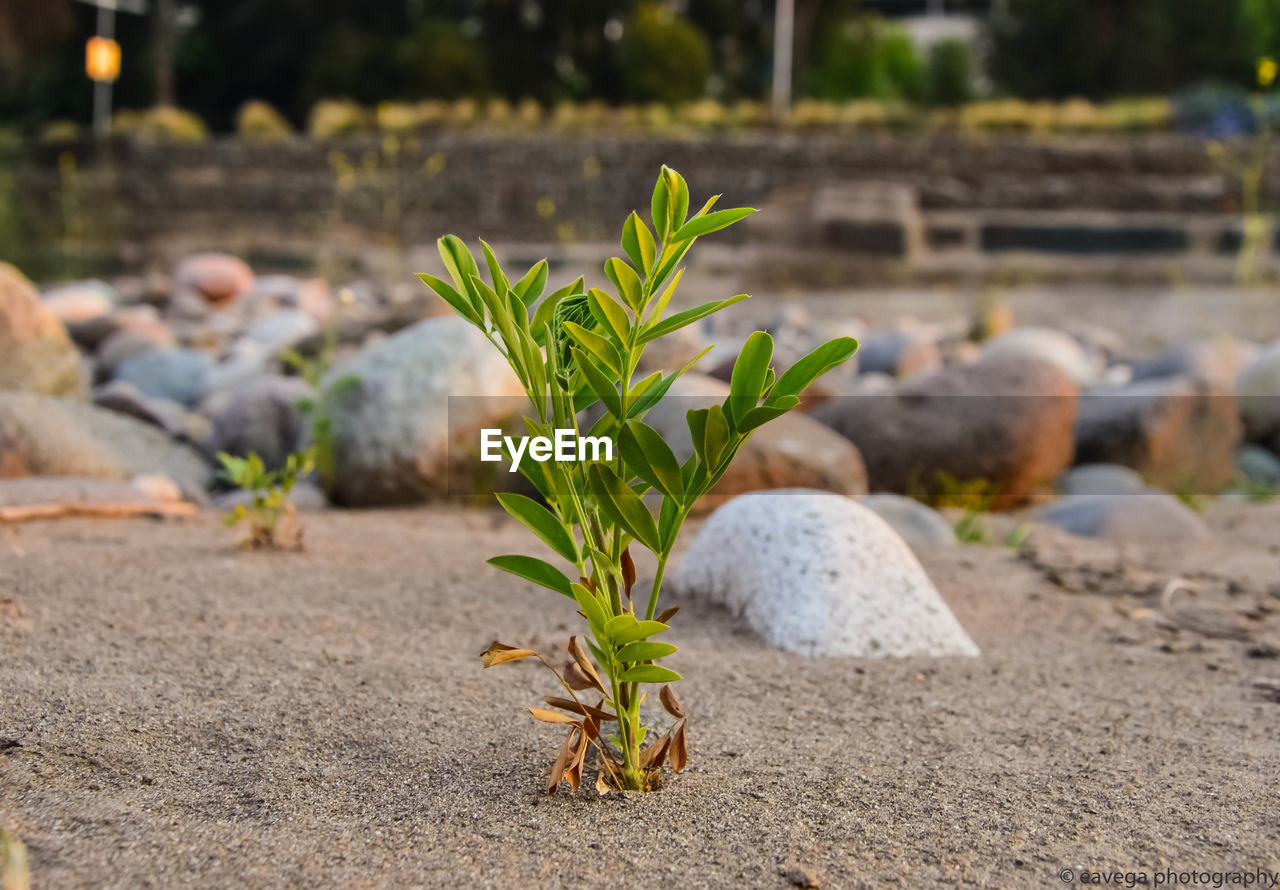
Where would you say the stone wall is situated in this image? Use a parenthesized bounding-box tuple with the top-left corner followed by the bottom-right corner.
(4, 131, 1274, 280)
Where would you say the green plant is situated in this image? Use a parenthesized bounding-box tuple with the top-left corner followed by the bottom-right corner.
(283, 318, 360, 489)
(927, 39, 976, 106)
(217, 449, 315, 550)
(419, 166, 857, 793)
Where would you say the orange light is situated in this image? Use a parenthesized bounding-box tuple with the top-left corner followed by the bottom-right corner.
(86, 36, 121, 83)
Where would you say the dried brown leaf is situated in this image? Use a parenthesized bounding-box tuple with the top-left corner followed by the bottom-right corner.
(670, 720, 688, 772)
(656, 605, 681, 624)
(640, 730, 672, 770)
(545, 696, 617, 723)
(621, 547, 636, 596)
(547, 726, 579, 795)
(567, 636, 607, 694)
(579, 576, 597, 594)
(563, 660, 599, 691)
(481, 641, 538, 668)
(528, 707, 581, 725)
(659, 684, 684, 719)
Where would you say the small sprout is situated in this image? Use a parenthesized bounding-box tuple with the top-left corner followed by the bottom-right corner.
(217, 448, 315, 550)
(422, 166, 858, 792)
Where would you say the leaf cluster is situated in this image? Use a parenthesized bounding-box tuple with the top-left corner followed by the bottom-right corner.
(420, 166, 857, 792)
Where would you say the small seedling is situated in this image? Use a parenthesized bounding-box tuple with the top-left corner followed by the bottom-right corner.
(420, 166, 857, 793)
(217, 449, 314, 550)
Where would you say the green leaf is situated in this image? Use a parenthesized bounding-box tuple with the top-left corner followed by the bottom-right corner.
(572, 582, 609, 635)
(738, 397, 800, 432)
(627, 344, 715, 420)
(495, 493, 578, 563)
(639, 294, 749, 344)
(768, 337, 860, 404)
(586, 287, 631, 344)
(589, 464, 661, 552)
(658, 495, 680, 550)
(604, 613, 638, 642)
(686, 408, 709, 465)
(572, 348, 622, 418)
(671, 207, 757, 242)
(479, 239, 510, 293)
(563, 321, 623, 376)
(619, 664, 682, 684)
(620, 420, 683, 501)
(726, 330, 773, 428)
(604, 257, 644, 314)
(703, 403, 730, 470)
(648, 267, 684, 323)
(663, 166, 689, 234)
(416, 273, 483, 326)
(512, 260, 550, 308)
(488, 555, 573, 597)
(616, 641, 678, 662)
(609, 618, 670, 645)
(621, 212, 657, 276)
(437, 235, 484, 314)
(651, 171, 671, 241)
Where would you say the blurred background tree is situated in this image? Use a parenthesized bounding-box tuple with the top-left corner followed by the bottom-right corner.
(3, 0, 1280, 133)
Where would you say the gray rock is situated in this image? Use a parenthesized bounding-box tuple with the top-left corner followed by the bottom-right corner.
(0, 476, 182, 507)
(203, 375, 312, 470)
(858, 493, 958, 546)
(41, 280, 118, 347)
(94, 380, 210, 443)
(1074, 375, 1241, 493)
(1035, 493, 1211, 541)
(981, 327, 1098, 384)
(1235, 444, 1280, 487)
(856, 329, 941, 379)
(671, 491, 979, 657)
(0, 262, 86, 400)
(322, 316, 526, 506)
(812, 356, 1079, 508)
(1237, 340, 1280, 444)
(212, 480, 327, 512)
(242, 309, 319, 354)
(1057, 463, 1147, 496)
(1131, 338, 1257, 387)
(0, 392, 210, 495)
(114, 348, 213, 407)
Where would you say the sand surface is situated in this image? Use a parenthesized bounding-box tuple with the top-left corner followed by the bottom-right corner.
(2, 506, 1279, 889)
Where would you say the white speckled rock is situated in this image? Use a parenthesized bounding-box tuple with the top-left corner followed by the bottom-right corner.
(670, 490, 979, 658)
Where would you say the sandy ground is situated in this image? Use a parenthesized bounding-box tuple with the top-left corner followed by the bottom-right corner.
(2, 505, 1279, 889)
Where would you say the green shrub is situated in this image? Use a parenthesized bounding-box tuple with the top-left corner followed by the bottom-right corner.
(112, 106, 208, 142)
(928, 39, 976, 106)
(421, 166, 857, 793)
(617, 4, 713, 104)
(809, 15, 926, 103)
(235, 100, 293, 141)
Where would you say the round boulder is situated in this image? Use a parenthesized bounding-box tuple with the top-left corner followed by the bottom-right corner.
(858, 493, 958, 546)
(321, 316, 526, 506)
(174, 253, 254, 306)
(981, 327, 1098, 385)
(670, 491, 979, 657)
(113, 348, 213, 408)
(0, 263, 86, 399)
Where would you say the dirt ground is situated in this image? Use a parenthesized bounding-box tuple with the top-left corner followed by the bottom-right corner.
(2, 505, 1279, 889)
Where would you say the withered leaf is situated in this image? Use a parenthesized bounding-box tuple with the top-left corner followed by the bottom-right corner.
(656, 605, 681, 624)
(545, 696, 617, 723)
(481, 641, 538, 668)
(528, 707, 581, 725)
(621, 547, 636, 596)
(640, 730, 672, 770)
(670, 719, 688, 772)
(567, 636, 607, 694)
(659, 684, 685, 719)
(547, 726, 579, 795)
(564, 660, 598, 691)
(579, 576, 597, 594)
